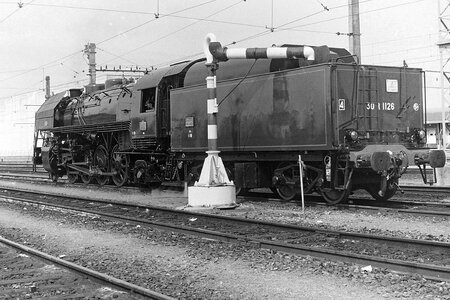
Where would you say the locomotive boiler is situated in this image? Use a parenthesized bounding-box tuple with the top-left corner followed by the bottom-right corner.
(34, 41, 446, 204)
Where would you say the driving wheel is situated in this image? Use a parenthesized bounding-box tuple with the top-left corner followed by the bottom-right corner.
(67, 172, 79, 184)
(110, 144, 128, 187)
(94, 145, 109, 186)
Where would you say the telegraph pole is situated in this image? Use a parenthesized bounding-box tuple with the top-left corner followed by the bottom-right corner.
(348, 0, 361, 63)
(44, 76, 50, 100)
(84, 43, 97, 85)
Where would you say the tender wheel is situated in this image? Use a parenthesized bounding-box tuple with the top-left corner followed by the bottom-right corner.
(319, 187, 352, 205)
(318, 157, 353, 205)
(366, 177, 398, 201)
(94, 145, 109, 186)
(275, 185, 296, 201)
(110, 145, 128, 187)
(273, 163, 297, 201)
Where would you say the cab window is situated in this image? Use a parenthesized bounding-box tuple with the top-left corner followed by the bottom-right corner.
(141, 88, 156, 112)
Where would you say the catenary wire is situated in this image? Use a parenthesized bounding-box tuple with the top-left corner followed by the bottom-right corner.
(0, 1, 218, 99)
(103, 0, 244, 63)
(0, 0, 35, 24)
(97, 0, 217, 45)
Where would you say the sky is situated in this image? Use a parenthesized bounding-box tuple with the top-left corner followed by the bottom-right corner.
(0, 0, 445, 155)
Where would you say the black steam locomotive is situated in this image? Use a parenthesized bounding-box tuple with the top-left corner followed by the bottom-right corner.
(34, 42, 445, 204)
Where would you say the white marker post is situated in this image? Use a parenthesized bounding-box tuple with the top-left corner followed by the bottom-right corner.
(298, 155, 305, 213)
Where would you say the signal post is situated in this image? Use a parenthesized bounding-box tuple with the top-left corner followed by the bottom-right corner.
(187, 34, 237, 208)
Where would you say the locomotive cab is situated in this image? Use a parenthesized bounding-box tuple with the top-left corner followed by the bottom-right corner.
(130, 61, 193, 149)
(129, 74, 160, 148)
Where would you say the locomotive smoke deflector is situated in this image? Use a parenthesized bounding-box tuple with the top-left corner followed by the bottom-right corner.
(208, 41, 331, 64)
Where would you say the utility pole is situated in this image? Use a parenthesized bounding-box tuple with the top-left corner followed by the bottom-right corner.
(44, 76, 50, 100)
(84, 43, 96, 85)
(348, 0, 361, 63)
(436, 0, 450, 185)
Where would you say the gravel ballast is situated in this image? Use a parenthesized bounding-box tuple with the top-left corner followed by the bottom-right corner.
(0, 179, 449, 299)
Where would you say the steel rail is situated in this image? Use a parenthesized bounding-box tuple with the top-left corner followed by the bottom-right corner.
(240, 193, 450, 217)
(1, 188, 449, 281)
(1, 186, 449, 251)
(2, 168, 450, 199)
(0, 236, 175, 300)
(335, 203, 450, 216)
(0, 176, 449, 217)
(400, 185, 450, 194)
(2, 174, 450, 210)
(3, 170, 450, 198)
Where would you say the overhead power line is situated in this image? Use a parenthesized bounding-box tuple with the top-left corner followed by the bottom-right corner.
(364, 44, 437, 58)
(97, 47, 140, 66)
(0, 0, 218, 97)
(115, 0, 244, 60)
(275, 0, 374, 29)
(156, 0, 359, 67)
(26, 3, 158, 15)
(0, 0, 436, 101)
(0, 0, 34, 24)
(283, 0, 427, 31)
(364, 33, 438, 47)
(1, 51, 81, 84)
(155, 0, 430, 69)
(0, 88, 42, 101)
(97, 0, 217, 45)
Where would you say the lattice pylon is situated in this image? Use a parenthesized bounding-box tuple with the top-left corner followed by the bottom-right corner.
(436, 0, 450, 185)
(437, 0, 450, 149)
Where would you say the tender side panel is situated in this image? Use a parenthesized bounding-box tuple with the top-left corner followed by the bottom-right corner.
(171, 65, 332, 152)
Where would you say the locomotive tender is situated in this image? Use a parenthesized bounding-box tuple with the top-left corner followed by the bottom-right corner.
(34, 41, 446, 204)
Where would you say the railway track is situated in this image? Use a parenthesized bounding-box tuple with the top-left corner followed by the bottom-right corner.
(0, 187, 449, 281)
(240, 190, 450, 217)
(0, 236, 174, 299)
(1, 171, 450, 217)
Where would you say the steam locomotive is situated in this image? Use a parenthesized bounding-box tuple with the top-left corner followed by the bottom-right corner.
(34, 42, 446, 204)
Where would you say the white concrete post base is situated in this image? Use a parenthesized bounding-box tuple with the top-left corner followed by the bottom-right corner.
(188, 185, 237, 208)
(187, 150, 237, 208)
